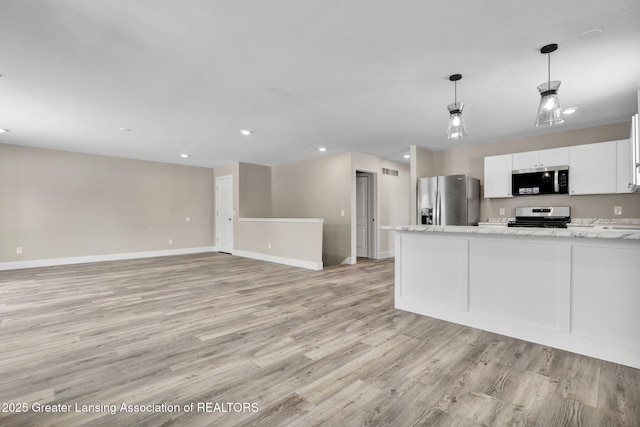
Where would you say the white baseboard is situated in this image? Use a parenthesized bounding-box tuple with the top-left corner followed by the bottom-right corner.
(341, 257, 355, 265)
(378, 251, 395, 259)
(232, 249, 323, 271)
(0, 247, 216, 271)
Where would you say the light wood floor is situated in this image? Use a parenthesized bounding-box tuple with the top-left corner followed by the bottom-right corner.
(0, 253, 638, 426)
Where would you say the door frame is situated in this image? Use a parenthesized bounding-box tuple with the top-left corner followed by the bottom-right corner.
(352, 170, 378, 261)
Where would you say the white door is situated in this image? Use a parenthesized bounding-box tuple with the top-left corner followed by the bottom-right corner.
(215, 175, 234, 253)
(356, 175, 369, 257)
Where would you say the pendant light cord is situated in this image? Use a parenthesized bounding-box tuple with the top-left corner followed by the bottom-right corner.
(547, 53, 551, 91)
(454, 81, 457, 104)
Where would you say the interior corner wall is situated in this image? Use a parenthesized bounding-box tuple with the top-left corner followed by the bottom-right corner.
(0, 143, 214, 263)
(410, 145, 435, 224)
(238, 162, 272, 218)
(352, 152, 410, 258)
(432, 121, 639, 220)
(271, 152, 352, 266)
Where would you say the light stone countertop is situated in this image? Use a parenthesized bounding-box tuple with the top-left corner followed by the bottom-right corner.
(381, 223, 640, 240)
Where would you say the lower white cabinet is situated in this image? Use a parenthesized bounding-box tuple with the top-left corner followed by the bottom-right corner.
(394, 230, 640, 369)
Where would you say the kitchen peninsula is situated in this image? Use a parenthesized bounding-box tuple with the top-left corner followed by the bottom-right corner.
(383, 224, 640, 369)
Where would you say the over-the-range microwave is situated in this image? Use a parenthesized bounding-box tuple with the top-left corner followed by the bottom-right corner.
(512, 165, 569, 196)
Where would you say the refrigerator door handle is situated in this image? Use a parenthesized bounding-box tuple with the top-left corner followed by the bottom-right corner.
(432, 191, 437, 225)
(435, 190, 441, 225)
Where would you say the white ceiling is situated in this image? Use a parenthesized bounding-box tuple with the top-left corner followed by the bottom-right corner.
(1, 0, 639, 168)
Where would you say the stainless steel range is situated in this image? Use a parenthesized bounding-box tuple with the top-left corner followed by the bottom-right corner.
(508, 206, 571, 228)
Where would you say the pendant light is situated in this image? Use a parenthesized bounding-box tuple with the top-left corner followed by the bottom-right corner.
(446, 74, 467, 140)
(535, 43, 564, 127)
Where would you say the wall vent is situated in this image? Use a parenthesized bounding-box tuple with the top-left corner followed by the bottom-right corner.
(382, 168, 399, 176)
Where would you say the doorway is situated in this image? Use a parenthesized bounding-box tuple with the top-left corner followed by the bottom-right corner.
(355, 171, 377, 259)
(215, 174, 234, 253)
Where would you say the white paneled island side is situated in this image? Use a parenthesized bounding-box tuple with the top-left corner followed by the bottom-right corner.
(383, 225, 640, 369)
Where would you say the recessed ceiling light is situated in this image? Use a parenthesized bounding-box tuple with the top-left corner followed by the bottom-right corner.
(404, 154, 410, 159)
(318, 147, 327, 152)
(180, 153, 190, 158)
(0, 128, 9, 133)
(119, 127, 132, 132)
(240, 129, 253, 136)
(579, 28, 603, 40)
(563, 107, 578, 115)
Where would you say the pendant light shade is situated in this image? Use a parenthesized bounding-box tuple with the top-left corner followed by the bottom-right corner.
(446, 102, 467, 140)
(446, 74, 467, 140)
(535, 44, 564, 127)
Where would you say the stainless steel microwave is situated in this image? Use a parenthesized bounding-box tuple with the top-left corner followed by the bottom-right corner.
(512, 165, 569, 196)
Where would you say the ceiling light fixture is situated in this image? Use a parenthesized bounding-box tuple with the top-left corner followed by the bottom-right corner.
(579, 28, 603, 40)
(180, 153, 190, 158)
(535, 43, 564, 127)
(404, 154, 410, 159)
(318, 146, 327, 152)
(445, 74, 467, 140)
(0, 128, 9, 133)
(240, 129, 253, 136)
(119, 127, 132, 132)
(563, 107, 578, 115)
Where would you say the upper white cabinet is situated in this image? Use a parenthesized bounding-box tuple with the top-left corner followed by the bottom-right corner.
(631, 114, 640, 192)
(512, 147, 569, 170)
(540, 148, 570, 167)
(512, 151, 539, 170)
(484, 136, 634, 198)
(484, 154, 513, 198)
(569, 141, 617, 195)
(616, 139, 633, 193)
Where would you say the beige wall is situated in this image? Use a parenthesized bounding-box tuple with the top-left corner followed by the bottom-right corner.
(234, 153, 410, 265)
(1, 144, 214, 263)
(238, 162, 271, 218)
(352, 152, 410, 257)
(11, 120, 629, 267)
(418, 121, 640, 220)
(271, 152, 352, 266)
(234, 220, 323, 268)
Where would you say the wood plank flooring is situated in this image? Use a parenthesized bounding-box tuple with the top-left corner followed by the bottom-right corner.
(0, 253, 638, 426)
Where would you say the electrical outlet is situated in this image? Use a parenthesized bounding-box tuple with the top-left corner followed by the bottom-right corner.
(499, 208, 505, 215)
(268, 243, 271, 249)
(168, 239, 173, 245)
(614, 206, 622, 215)
(16, 247, 22, 255)
(341, 210, 345, 217)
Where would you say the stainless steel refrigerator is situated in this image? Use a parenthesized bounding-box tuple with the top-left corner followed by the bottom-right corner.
(418, 175, 480, 225)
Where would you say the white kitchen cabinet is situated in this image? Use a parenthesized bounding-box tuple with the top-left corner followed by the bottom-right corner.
(483, 154, 513, 198)
(569, 141, 617, 195)
(512, 151, 539, 170)
(393, 228, 640, 369)
(539, 147, 570, 167)
(512, 147, 569, 170)
(616, 139, 633, 193)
